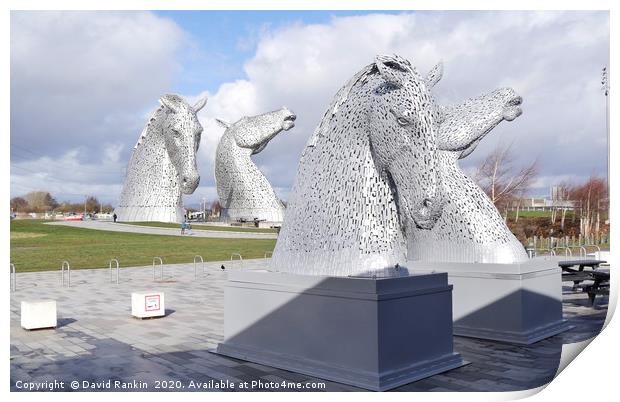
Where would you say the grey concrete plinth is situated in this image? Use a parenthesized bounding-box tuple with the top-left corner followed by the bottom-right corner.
(214, 271, 465, 391)
(408, 256, 572, 344)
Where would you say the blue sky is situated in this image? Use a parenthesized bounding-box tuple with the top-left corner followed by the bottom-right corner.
(10, 10, 610, 207)
(159, 10, 404, 94)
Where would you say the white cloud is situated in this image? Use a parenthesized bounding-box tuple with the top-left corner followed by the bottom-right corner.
(11, 11, 610, 206)
(11, 11, 187, 164)
(10, 147, 126, 203)
(187, 11, 609, 203)
(11, 11, 190, 202)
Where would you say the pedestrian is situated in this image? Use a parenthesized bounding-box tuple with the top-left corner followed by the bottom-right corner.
(113, 213, 117, 223)
(180, 221, 186, 235)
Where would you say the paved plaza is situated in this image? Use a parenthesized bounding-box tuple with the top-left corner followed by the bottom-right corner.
(10, 259, 609, 392)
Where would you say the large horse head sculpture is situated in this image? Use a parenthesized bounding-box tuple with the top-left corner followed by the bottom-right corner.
(215, 107, 296, 222)
(272, 54, 444, 277)
(115, 94, 207, 223)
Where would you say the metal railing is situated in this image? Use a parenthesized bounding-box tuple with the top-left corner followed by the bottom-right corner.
(10, 263, 16, 292)
(61, 261, 71, 287)
(152, 257, 163, 281)
(109, 259, 120, 284)
(194, 255, 204, 279)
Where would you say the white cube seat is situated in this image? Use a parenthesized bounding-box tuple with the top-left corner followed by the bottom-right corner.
(131, 291, 165, 318)
(21, 300, 57, 330)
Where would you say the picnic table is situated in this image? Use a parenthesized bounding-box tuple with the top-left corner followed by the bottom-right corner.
(559, 259, 609, 305)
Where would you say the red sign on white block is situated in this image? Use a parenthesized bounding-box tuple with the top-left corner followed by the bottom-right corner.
(131, 291, 165, 318)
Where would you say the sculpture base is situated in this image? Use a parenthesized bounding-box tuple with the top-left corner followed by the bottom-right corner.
(214, 271, 465, 391)
(408, 257, 572, 345)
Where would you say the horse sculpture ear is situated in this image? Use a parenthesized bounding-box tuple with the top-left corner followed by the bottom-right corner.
(193, 97, 208, 113)
(215, 118, 231, 129)
(425, 62, 443, 89)
(159, 94, 181, 113)
(375, 54, 415, 87)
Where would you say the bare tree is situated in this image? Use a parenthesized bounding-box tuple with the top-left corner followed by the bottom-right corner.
(474, 143, 538, 211)
(10, 197, 29, 212)
(569, 176, 608, 239)
(24, 191, 58, 212)
(210, 200, 221, 217)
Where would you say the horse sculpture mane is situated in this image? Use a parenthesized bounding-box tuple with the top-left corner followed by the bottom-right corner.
(272, 55, 444, 277)
(115, 94, 207, 223)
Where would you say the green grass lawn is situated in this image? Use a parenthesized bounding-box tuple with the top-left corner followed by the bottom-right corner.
(121, 221, 278, 233)
(10, 220, 276, 273)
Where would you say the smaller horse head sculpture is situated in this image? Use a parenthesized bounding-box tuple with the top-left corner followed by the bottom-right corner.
(215, 107, 296, 222)
(115, 94, 207, 223)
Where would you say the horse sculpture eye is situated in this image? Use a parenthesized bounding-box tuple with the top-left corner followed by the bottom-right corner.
(397, 116, 410, 126)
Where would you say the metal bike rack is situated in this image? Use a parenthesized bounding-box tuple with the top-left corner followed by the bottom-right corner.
(193, 255, 204, 279)
(109, 259, 120, 284)
(582, 244, 601, 258)
(10, 263, 16, 292)
(566, 246, 585, 258)
(552, 246, 572, 257)
(152, 257, 164, 281)
(61, 261, 71, 287)
(264, 251, 273, 258)
(578, 246, 587, 258)
(231, 253, 243, 268)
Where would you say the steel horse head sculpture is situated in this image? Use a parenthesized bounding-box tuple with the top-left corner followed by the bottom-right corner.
(407, 62, 528, 264)
(215, 107, 297, 223)
(115, 94, 207, 223)
(272, 54, 444, 277)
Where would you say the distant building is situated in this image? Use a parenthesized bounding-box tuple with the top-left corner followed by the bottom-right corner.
(509, 186, 578, 211)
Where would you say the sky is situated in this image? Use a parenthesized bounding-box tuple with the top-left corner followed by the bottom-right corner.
(10, 10, 610, 208)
